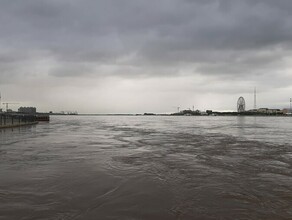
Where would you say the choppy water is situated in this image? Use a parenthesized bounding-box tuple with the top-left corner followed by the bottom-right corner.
(0, 116, 292, 220)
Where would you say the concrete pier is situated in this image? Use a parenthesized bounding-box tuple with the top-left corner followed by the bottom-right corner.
(0, 114, 38, 129)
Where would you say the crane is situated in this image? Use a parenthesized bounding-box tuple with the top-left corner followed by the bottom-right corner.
(2, 103, 19, 112)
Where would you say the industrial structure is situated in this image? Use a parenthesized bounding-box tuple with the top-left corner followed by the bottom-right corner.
(2, 103, 19, 112)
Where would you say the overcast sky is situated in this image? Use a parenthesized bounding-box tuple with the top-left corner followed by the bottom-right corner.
(1, 0, 292, 113)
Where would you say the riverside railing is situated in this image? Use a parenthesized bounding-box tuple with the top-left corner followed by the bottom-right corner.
(0, 113, 37, 128)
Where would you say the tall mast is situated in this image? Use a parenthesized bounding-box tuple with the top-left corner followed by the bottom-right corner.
(254, 87, 257, 110)
(290, 98, 292, 114)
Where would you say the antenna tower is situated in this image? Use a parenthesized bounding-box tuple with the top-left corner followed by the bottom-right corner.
(254, 87, 257, 110)
(290, 98, 292, 114)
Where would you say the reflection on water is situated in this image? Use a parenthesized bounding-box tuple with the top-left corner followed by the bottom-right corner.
(0, 116, 292, 220)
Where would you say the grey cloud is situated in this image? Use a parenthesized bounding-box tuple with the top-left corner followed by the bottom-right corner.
(1, 1, 291, 59)
(1, 0, 292, 112)
(1, 0, 292, 74)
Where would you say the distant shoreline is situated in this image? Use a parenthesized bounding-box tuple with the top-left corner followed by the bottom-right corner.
(50, 114, 292, 117)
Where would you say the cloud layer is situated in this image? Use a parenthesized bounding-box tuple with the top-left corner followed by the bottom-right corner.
(1, 0, 292, 113)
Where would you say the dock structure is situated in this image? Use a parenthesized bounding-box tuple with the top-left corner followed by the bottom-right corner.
(36, 114, 50, 121)
(0, 113, 39, 129)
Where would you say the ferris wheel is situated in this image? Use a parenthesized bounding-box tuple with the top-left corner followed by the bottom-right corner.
(237, 97, 245, 113)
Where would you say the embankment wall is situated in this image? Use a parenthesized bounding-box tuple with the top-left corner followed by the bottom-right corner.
(0, 114, 38, 129)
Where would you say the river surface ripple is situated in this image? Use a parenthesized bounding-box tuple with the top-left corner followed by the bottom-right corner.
(0, 116, 292, 220)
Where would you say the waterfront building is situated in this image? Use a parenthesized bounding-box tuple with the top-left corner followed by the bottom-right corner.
(267, 109, 282, 114)
(18, 107, 37, 114)
(257, 108, 283, 114)
(201, 112, 208, 116)
(257, 108, 268, 114)
(283, 109, 292, 115)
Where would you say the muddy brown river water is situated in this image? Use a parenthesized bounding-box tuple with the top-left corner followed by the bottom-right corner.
(0, 116, 292, 220)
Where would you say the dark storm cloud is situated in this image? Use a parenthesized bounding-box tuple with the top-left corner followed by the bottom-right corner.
(1, 0, 292, 64)
(1, 0, 292, 112)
